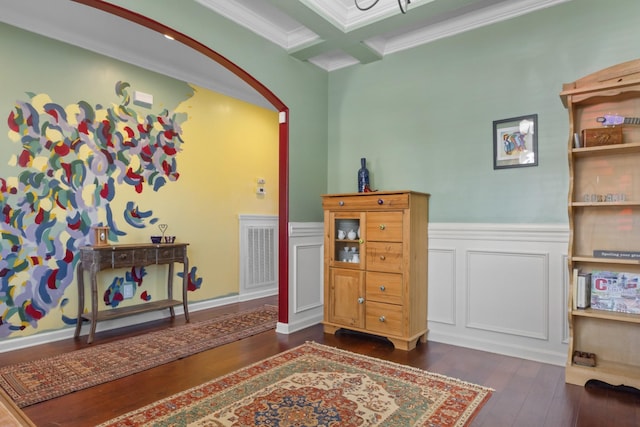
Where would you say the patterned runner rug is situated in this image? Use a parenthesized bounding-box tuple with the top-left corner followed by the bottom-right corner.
(100, 341, 493, 427)
(0, 305, 278, 408)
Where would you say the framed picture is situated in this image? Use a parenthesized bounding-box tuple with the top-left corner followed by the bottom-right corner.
(493, 114, 538, 169)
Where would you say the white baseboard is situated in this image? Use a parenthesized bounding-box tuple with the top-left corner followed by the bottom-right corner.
(0, 293, 270, 353)
(275, 312, 323, 334)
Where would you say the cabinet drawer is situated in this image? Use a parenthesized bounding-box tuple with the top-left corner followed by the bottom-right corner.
(143, 248, 159, 264)
(366, 272, 403, 305)
(323, 193, 409, 211)
(156, 247, 177, 262)
(81, 251, 110, 269)
(111, 250, 136, 268)
(366, 301, 404, 336)
(366, 242, 403, 273)
(366, 211, 402, 241)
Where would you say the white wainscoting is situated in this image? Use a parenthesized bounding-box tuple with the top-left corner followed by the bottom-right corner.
(276, 222, 325, 334)
(2, 221, 570, 366)
(428, 223, 570, 366)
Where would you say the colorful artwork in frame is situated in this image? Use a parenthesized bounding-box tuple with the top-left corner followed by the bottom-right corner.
(493, 114, 538, 169)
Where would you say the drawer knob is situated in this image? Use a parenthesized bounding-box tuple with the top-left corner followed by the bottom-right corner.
(380, 255, 386, 261)
(379, 316, 386, 322)
(379, 224, 386, 230)
(358, 297, 365, 304)
(119, 254, 127, 260)
(377, 198, 384, 205)
(339, 200, 344, 206)
(379, 285, 386, 291)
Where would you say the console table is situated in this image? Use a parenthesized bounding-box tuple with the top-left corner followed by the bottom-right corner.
(74, 243, 190, 343)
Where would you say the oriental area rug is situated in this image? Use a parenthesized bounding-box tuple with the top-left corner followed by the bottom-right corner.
(99, 342, 493, 427)
(0, 305, 278, 408)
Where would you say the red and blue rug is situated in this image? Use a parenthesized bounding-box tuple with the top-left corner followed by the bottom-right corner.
(0, 305, 277, 408)
(99, 341, 493, 426)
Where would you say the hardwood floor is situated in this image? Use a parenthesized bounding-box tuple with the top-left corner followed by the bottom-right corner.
(3, 296, 639, 426)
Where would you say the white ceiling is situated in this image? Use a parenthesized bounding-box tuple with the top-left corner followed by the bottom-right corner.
(196, 0, 570, 71)
(0, 0, 569, 109)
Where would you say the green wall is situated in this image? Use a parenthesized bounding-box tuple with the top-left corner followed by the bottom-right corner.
(111, 0, 639, 224)
(327, 0, 639, 223)
(108, 0, 330, 223)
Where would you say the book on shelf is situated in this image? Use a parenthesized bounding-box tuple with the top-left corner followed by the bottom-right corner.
(593, 250, 640, 260)
(572, 268, 578, 310)
(576, 272, 591, 309)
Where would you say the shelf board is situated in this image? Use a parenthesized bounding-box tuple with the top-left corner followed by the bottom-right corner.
(571, 201, 640, 207)
(566, 359, 640, 389)
(572, 141, 640, 157)
(571, 256, 640, 265)
(81, 299, 182, 322)
(572, 307, 640, 323)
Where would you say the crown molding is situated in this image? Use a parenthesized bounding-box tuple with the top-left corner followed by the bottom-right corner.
(195, 0, 319, 50)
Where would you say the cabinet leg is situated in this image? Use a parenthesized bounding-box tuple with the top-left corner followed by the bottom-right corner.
(388, 337, 421, 351)
(323, 324, 340, 335)
(419, 332, 428, 344)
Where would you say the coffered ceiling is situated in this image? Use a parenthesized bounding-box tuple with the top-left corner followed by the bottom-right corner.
(196, 0, 569, 71)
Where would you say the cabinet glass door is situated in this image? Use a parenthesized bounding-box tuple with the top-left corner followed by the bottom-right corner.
(330, 212, 364, 267)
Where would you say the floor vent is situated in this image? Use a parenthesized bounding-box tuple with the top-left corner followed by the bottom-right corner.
(239, 215, 278, 298)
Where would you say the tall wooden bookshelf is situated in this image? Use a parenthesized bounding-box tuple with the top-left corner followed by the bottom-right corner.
(561, 59, 640, 389)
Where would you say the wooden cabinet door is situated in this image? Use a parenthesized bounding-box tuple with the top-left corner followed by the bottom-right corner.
(328, 268, 365, 328)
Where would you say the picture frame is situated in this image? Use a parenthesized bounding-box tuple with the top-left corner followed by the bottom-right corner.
(493, 114, 538, 169)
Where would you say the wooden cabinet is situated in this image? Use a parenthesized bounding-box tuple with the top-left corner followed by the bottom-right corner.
(322, 190, 429, 350)
(561, 59, 640, 388)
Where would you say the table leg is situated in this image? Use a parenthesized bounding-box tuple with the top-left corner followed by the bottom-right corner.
(167, 262, 175, 318)
(74, 261, 84, 338)
(182, 256, 190, 322)
(87, 266, 99, 344)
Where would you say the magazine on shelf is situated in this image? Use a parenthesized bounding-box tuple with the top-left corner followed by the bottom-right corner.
(590, 271, 640, 314)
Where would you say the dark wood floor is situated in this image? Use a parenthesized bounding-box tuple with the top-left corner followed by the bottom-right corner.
(3, 296, 639, 427)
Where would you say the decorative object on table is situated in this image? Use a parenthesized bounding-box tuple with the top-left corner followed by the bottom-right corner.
(357, 157, 370, 192)
(158, 223, 168, 240)
(150, 236, 162, 244)
(493, 114, 538, 169)
(92, 226, 110, 246)
(0, 305, 277, 408)
(97, 342, 493, 427)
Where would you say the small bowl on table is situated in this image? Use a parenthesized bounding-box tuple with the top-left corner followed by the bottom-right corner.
(164, 236, 176, 244)
(150, 236, 162, 244)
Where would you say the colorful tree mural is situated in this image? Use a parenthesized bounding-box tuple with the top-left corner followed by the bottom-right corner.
(0, 81, 200, 337)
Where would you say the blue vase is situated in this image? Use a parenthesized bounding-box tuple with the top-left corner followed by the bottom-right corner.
(357, 157, 369, 193)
